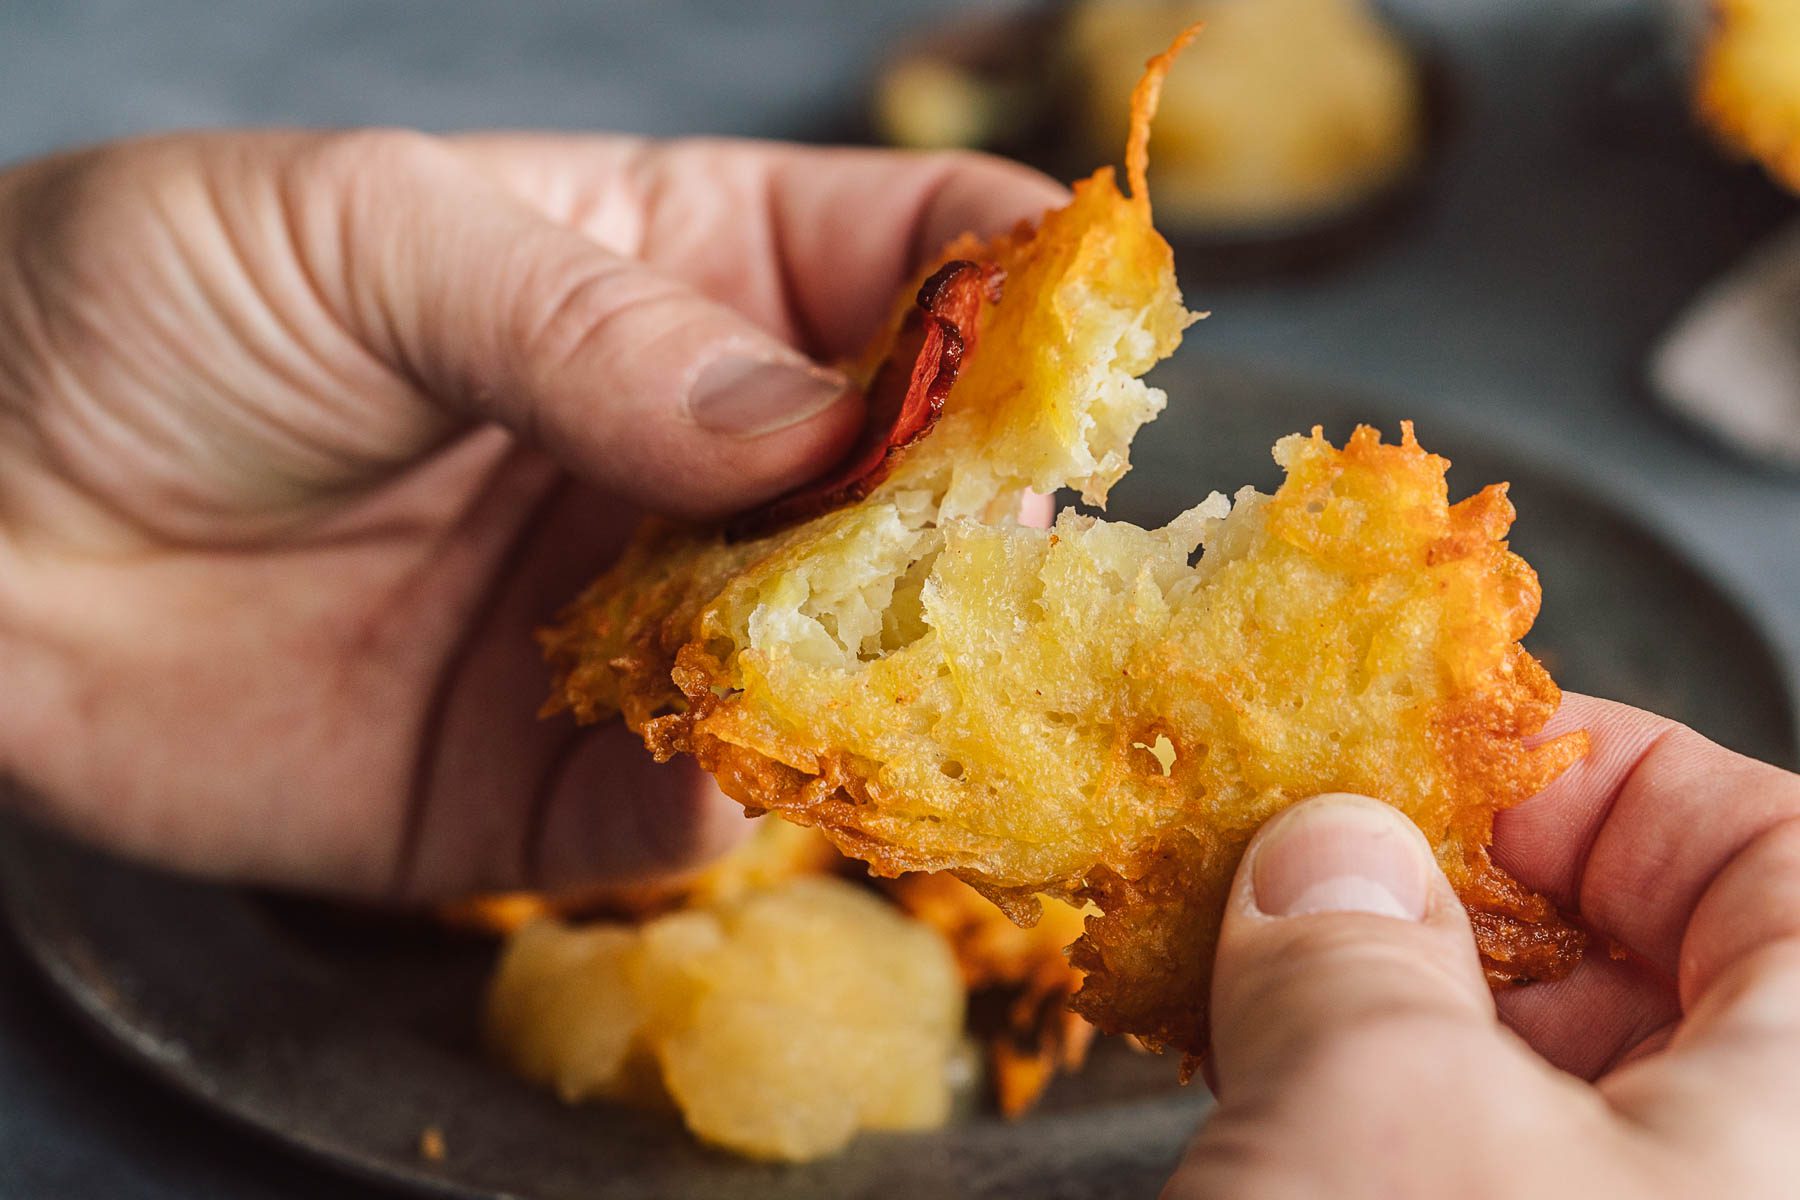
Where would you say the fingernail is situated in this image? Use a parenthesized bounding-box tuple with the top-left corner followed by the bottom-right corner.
(1250, 794, 1431, 921)
(688, 355, 854, 437)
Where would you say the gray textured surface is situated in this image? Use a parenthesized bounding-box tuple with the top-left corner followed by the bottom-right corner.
(0, 0, 1796, 1196)
(0, 820, 1206, 1200)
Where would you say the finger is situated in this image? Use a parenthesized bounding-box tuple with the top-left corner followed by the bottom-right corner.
(395, 471, 748, 901)
(1494, 693, 1800, 977)
(533, 723, 748, 890)
(1491, 693, 1672, 904)
(1601, 819, 1800, 1150)
(1494, 952, 1680, 1079)
(277, 130, 863, 520)
(1208, 793, 1498, 1104)
(450, 135, 1070, 361)
(1676, 814, 1800, 1010)
(1175, 795, 1554, 1200)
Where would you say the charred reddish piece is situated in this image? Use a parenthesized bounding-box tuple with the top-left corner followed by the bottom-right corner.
(727, 259, 1003, 542)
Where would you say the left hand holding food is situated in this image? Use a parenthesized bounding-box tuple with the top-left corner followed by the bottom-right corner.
(0, 130, 1064, 900)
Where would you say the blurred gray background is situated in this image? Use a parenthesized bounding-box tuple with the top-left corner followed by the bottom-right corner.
(0, 1, 1796, 1196)
(0, 0, 980, 157)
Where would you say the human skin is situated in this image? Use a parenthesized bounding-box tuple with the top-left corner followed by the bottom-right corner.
(1166, 695, 1800, 1198)
(2, 131, 1797, 1195)
(0, 129, 1064, 901)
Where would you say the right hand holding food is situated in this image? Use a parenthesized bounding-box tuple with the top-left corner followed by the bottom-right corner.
(1165, 693, 1800, 1198)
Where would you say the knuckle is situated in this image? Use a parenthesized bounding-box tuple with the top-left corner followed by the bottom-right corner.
(10, 140, 165, 257)
(282, 128, 462, 243)
(1239, 921, 1489, 1015)
(301, 127, 453, 183)
(1699, 940, 1800, 1038)
(518, 258, 683, 382)
(3, 137, 217, 359)
(1295, 1009, 1485, 1097)
(923, 146, 1034, 182)
(920, 147, 1065, 204)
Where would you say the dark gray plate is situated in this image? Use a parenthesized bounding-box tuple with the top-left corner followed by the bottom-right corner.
(2, 361, 1794, 1200)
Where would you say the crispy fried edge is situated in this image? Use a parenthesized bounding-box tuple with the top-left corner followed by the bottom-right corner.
(539, 23, 1587, 1062)
(566, 426, 1590, 1063)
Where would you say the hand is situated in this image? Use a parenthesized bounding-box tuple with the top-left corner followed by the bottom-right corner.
(0, 130, 1064, 901)
(1164, 694, 1800, 1197)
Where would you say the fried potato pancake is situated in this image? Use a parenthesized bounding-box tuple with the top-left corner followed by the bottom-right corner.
(1697, 0, 1800, 192)
(542, 27, 1587, 1063)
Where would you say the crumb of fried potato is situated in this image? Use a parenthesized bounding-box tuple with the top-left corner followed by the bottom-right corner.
(418, 1125, 446, 1163)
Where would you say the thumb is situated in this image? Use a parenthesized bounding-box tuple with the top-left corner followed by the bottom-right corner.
(285, 131, 862, 519)
(1208, 793, 1499, 1102)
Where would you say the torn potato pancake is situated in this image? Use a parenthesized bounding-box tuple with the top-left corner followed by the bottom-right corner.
(542, 29, 1587, 1062)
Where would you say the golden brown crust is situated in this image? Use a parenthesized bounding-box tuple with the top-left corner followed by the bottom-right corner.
(545, 424, 1588, 1060)
(539, 30, 1586, 1064)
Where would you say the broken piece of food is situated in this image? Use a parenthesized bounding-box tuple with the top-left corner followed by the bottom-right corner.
(487, 875, 964, 1162)
(541, 26, 1587, 1065)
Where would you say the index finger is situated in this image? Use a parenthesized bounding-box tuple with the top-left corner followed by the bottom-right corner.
(1495, 692, 1800, 980)
(448, 134, 1070, 360)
